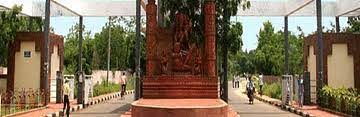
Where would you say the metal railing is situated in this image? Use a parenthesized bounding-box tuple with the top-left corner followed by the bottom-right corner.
(0, 88, 45, 116)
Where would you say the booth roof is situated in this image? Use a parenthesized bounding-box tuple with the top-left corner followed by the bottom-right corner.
(0, 0, 359, 17)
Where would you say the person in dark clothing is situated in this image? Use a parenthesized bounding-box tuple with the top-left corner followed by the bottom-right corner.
(63, 80, 70, 117)
(246, 76, 255, 104)
(232, 76, 235, 88)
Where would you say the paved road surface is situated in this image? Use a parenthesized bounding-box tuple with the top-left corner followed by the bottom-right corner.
(71, 94, 134, 117)
(71, 79, 299, 117)
(229, 79, 300, 117)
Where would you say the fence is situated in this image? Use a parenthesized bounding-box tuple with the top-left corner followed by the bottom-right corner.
(263, 75, 281, 84)
(0, 89, 46, 116)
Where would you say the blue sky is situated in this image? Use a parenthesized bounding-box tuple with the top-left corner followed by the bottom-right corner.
(50, 16, 348, 51)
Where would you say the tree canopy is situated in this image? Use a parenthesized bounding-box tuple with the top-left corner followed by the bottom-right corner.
(255, 21, 304, 75)
(346, 16, 360, 33)
(63, 17, 145, 75)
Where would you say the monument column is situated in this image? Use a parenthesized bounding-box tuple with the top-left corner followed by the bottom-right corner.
(204, 0, 216, 78)
(146, 0, 157, 77)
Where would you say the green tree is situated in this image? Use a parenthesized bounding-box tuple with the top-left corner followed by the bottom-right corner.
(346, 16, 360, 33)
(229, 50, 256, 76)
(92, 17, 146, 73)
(255, 21, 282, 75)
(254, 21, 303, 75)
(227, 22, 247, 77)
(64, 24, 94, 75)
(63, 17, 146, 75)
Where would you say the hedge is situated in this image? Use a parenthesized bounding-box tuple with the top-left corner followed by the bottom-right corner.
(318, 86, 360, 116)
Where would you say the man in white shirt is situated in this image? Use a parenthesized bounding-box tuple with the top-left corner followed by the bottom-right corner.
(259, 73, 264, 96)
(120, 72, 127, 99)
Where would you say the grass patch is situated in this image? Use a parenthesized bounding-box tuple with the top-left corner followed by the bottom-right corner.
(93, 75, 135, 97)
(93, 81, 120, 97)
(263, 82, 282, 100)
(251, 75, 282, 100)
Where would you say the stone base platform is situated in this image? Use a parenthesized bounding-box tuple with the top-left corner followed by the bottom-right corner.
(143, 75, 218, 98)
(127, 99, 237, 117)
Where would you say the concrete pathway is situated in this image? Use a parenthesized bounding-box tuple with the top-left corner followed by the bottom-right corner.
(71, 94, 134, 117)
(229, 79, 300, 117)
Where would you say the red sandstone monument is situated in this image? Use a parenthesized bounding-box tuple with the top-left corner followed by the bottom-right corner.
(129, 0, 237, 117)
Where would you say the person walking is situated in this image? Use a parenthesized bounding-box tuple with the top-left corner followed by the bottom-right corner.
(63, 80, 70, 117)
(120, 72, 127, 99)
(232, 75, 235, 88)
(246, 76, 255, 104)
(235, 75, 240, 88)
(298, 76, 304, 108)
(258, 73, 264, 96)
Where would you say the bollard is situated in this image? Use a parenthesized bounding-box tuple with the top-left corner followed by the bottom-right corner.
(282, 75, 293, 106)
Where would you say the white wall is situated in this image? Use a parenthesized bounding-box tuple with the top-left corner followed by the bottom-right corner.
(327, 44, 354, 89)
(14, 42, 41, 90)
(91, 70, 128, 86)
(307, 46, 317, 104)
(50, 46, 60, 102)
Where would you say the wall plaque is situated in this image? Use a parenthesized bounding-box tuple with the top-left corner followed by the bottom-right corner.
(24, 51, 31, 58)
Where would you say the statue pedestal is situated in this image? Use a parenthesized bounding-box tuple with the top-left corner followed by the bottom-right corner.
(143, 75, 218, 98)
(131, 99, 231, 117)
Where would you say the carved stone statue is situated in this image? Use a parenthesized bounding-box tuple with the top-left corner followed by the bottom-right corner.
(193, 47, 202, 75)
(161, 50, 168, 74)
(173, 42, 191, 72)
(175, 13, 192, 49)
(173, 42, 183, 71)
(171, 13, 201, 74)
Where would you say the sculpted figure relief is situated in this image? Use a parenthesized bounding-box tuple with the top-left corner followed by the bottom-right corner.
(193, 47, 202, 75)
(172, 42, 191, 72)
(166, 12, 204, 75)
(172, 13, 194, 73)
(175, 13, 192, 49)
(161, 50, 168, 74)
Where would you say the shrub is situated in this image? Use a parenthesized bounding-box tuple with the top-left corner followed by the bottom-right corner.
(126, 75, 135, 91)
(93, 80, 120, 97)
(263, 82, 282, 100)
(319, 86, 360, 116)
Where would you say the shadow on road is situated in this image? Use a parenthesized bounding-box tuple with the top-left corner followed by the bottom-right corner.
(110, 103, 132, 114)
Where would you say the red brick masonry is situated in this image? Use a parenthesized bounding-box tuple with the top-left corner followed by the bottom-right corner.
(142, 75, 218, 98)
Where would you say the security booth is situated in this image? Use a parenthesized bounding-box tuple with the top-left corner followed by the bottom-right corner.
(282, 75, 293, 106)
(303, 33, 360, 104)
(7, 32, 64, 104)
(56, 71, 63, 103)
(303, 71, 311, 105)
(84, 75, 93, 105)
(64, 75, 75, 100)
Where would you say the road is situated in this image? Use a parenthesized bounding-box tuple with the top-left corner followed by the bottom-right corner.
(70, 79, 299, 117)
(71, 94, 133, 117)
(229, 79, 300, 117)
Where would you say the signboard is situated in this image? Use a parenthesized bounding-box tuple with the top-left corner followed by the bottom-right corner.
(24, 51, 31, 58)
